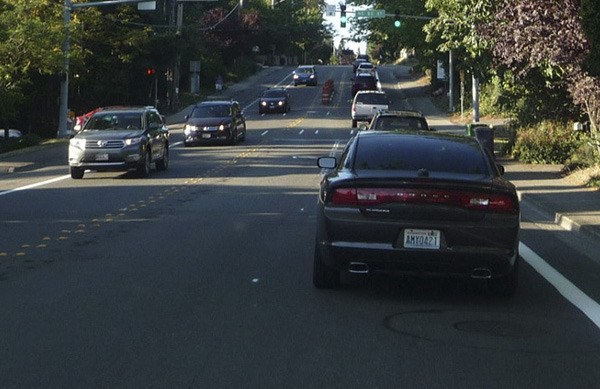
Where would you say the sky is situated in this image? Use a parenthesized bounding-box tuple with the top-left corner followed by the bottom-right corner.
(324, 1, 368, 55)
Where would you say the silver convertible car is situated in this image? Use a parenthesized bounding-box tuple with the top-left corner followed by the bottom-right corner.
(314, 131, 520, 296)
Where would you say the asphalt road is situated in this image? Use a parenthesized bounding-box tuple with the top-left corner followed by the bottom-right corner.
(1, 65, 600, 388)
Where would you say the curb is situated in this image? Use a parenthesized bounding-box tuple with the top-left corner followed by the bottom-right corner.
(517, 190, 600, 241)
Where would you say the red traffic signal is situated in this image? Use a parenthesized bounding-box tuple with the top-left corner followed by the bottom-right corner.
(146, 68, 156, 76)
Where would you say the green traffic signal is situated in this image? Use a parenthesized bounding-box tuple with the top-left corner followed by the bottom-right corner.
(394, 20, 401, 28)
(394, 9, 400, 28)
(340, 4, 347, 28)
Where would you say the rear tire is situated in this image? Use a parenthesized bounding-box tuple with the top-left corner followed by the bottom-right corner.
(488, 257, 519, 297)
(313, 243, 340, 289)
(156, 146, 169, 171)
(137, 149, 151, 178)
(70, 167, 84, 179)
(229, 129, 238, 145)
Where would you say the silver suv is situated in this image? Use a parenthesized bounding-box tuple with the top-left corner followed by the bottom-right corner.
(68, 106, 169, 179)
(351, 90, 389, 127)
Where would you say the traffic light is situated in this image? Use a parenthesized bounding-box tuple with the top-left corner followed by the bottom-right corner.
(340, 4, 347, 28)
(146, 68, 156, 76)
(394, 10, 401, 28)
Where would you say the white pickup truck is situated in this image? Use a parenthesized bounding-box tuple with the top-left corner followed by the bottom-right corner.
(351, 90, 389, 128)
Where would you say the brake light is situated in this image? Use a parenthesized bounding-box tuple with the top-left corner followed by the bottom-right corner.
(330, 188, 516, 213)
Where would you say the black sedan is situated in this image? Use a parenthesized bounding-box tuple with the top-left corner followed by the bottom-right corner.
(314, 131, 520, 295)
(258, 88, 290, 114)
(183, 100, 246, 146)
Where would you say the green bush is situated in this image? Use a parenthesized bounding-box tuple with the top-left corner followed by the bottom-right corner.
(564, 133, 600, 170)
(0, 133, 41, 154)
(512, 121, 582, 164)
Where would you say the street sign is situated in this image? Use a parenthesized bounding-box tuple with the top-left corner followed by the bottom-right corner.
(326, 4, 336, 17)
(355, 9, 385, 18)
(137, 1, 155, 10)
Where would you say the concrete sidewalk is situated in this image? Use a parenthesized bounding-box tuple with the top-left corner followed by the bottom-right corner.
(399, 70, 600, 241)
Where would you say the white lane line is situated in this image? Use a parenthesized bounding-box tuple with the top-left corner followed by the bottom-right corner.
(0, 175, 71, 197)
(299, 129, 304, 135)
(520, 242, 600, 331)
(261, 130, 269, 136)
(315, 130, 319, 134)
(350, 130, 354, 136)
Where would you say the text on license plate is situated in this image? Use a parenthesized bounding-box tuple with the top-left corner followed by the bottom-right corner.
(202, 133, 211, 139)
(403, 229, 441, 250)
(95, 153, 109, 161)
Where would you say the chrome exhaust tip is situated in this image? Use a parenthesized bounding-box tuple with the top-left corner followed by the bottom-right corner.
(471, 268, 492, 279)
(348, 262, 369, 274)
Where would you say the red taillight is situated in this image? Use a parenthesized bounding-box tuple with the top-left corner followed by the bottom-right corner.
(331, 188, 358, 205)
(330, 188, 516, 213)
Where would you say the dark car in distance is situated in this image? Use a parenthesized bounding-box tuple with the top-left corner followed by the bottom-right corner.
(368, 110, 432, 131)
(314, 131, 520, 296)
(293, 65, 318, 86)
(351, 73, 378, 97)
(258, 88, 291, 114)
(68, 106, 169, 179)
(184, 100, 246, 146)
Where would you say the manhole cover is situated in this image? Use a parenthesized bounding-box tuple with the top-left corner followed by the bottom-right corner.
(384, 309, 600, 353)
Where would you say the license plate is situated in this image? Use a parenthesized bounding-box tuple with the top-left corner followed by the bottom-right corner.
(202, 133, 211, 139)
(403, 229, 441, 250)
(95, 153, 109, 161)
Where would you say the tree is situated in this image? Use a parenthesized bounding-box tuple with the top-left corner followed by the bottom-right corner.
(0, 0, 63, 133)
(484, 0, 600, 159)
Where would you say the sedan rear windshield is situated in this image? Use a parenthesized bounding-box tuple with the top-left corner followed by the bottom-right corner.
(355, 76, 376, 87)
(372, 117, 429, 131)
(352, 135, 489, 175)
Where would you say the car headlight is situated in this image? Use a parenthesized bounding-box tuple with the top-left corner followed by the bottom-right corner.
(278, 101, 284, 106)
(310, 74, 315, 79)
(261, 101, 267, 106)
(218, 123, 230, 131)
(125, 136, 143, 146)
(69, 138, 86, 150)
(293, 74, 299, 79)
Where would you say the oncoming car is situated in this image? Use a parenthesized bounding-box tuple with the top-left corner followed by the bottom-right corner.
(68, 106, 169, 179)
(183, 100, 246, 146)
(314, 131, 520, 296)
(259, 88, 290, 114)
(293, 65, 317, 86)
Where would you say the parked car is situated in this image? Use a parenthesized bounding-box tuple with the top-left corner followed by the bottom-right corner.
(68, 106, 169, 179)
(0, 129, 23, 139)
(258, 88, 291, 114)
(351, 90, 390, 128)
(368, 110, 432, 131)
(293, 65, 318, 86)
(183, 99, 246, 146)
(351, 73, 378, 97)
(314, 131, 520, 296)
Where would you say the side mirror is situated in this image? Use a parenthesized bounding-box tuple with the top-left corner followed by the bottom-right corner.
(496, 164, 505, 175)
(358, 123, 368, 131)
(317, 156, 337, 169)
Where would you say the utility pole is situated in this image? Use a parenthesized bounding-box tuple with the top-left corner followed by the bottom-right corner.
(448, 50, 454, 112)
